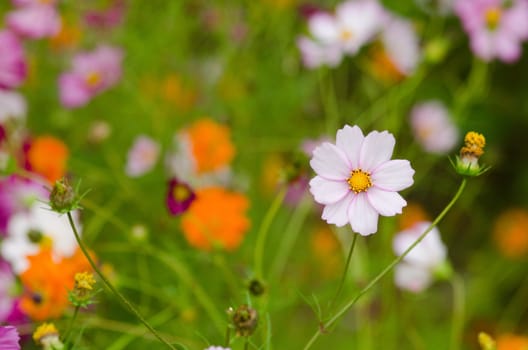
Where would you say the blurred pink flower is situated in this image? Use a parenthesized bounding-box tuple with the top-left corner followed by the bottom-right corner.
(309, 125, 414, 236)
(166, 177, 196, 216)
(410, 100, 458, 154)
(125, 135, 160, 177)
(393, 221, 448, 292)
(0, 30, 27, 90)
(0, 325, 20, 350)
(6, 5, 61, 39)
(84, 0, 125, 29)
(297, 0, 384, 68)
(58, 45, 124, 108)
(0, 91, 26, 123)
(454, 0, 528, 62)
(380, 15, 421, 76)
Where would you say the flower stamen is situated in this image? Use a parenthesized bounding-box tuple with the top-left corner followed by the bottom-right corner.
(485, 7, 501, 30)
(347, 169, 372, 193)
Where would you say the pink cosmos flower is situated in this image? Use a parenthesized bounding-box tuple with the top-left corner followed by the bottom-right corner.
(380, 15, 421, 76)
(0, 91, 26, 123)
(125, 135, 160, 177)
(410, 100, 458, 154)
(58, 45, 124, 108)
(393, 221, 448, 292)
(454, 0, 528, 62)
(6, 5, 61, 39)
(309, 125, 414, 236)
(297, 36, 343, 68)
(0, 326, 20, 350)
(84, 0, 125, 29)
(0, 30, 27, 90)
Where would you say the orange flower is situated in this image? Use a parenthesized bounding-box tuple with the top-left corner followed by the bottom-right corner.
(310, 226, 341, 278)
(181, 187, 250, 251)
(493, 208, 528, 259)
(187, 119, 234, 174)
(398, 202, 430, 230)
(497, 334, 528, 350)
(19, 248, 92, 321)
(27, 136, 69, 183)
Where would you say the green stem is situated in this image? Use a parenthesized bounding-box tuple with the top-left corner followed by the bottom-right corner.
(254, 188, 286, 279)
(302, 179, 467, 350)
(328, 233, 358, 312)
(64, 306, 79, 348)
(244, 337, 250, 350)
(66, 212, 178, 350)
(225, 326, 231, 348)
(450, 274, 465, 350)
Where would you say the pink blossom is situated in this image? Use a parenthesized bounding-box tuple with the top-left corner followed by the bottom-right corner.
(0, 325, 20, 350)
(380, 15, 421, 76)
(309, 125, 414, 236)
(125, 135, 160, 177)
(393, 221, 448, 292)
(454, 0, 528, 62)
(84, 0, 125, 30)
(166, 178, 196, 216)
(6, 5, 61, 39)
(0, 91, 26, 123)
(410, 100, 458, 154)
(59, 45, 124, 108)
(0, 30, 27, 90)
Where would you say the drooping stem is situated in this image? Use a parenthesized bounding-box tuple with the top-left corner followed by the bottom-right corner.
(302, 179, 467, 350)
(328, 232, 358, 312)
(66, 212, 178, 350)
(450, 273, 465, 350)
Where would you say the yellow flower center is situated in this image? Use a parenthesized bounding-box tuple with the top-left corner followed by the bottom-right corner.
(341, 29, 353, 41)
(85, 72, 102, 87)
(485, 7, 501, 30)
(173, 184, 191, 202)
(347, 169, 372, 193)
(33, 323, 59, 345)
(74, 272, 96, 291)
(464, 131, 486, 148)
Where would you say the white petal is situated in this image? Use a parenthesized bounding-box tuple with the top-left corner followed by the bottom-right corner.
(322, 192, 354, 227)
(393, 222, 446, 267)
(348, 193, 379, 235)
(310, 142, 350, 180)
(371, 159, 414, 191)
(367, 187, 407, 216)
(336, 125, 364, 168)
(394, 263, 432, 293)
(309, 13, 340, 43)
(309, 176, 349, 205)
(359, 130, 395, 171)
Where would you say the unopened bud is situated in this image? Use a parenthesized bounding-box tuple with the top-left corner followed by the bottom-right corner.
(49, 178, 76, 213)
(232, 304, 258, 337)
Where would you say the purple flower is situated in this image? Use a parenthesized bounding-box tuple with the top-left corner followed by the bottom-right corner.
(166, 178, 196, 216)
(454, 0, 528, 62)
(6, 4, 61, 39)
(58, 45, 124, 108)
(0, 326, 20, 350)
(0, 30, 27, 90)
(309, 125, 414, 236)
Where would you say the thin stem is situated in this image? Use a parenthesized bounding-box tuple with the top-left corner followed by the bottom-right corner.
(66, 212, 178, 350)
(302, 179, 467, 350)
(254, 188, 286, 279)
(225, 326, 231, 347)
(244, 337, 250, 350)
(63, 306, 79, 347)
(450, 274, 465, 350)
(328, 233, 358, 312)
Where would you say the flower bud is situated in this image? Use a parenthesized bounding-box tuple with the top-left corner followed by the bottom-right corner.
(69, 271, 97, 308)
(248, 278, 266, 297)
(49, 178, 76, 213)
(232, 304, 258, 337)
(454, 131, 489, 176)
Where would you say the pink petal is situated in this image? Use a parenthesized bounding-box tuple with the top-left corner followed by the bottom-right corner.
(495, 34, 522, 63)
(394, 263, 431, 293)
(366, 187, 407, 216)
(336, 125, 364, 169)
(371, 159, 414, 191)
(58, 73, 92, 108)
(309, 176, 349, 205)
(348, 193, 379, 235)
(359, 130, 395, 171)
(322, 192, 354, 227)
(470, 31, 494, 62)
(309, 13, 339, 43)
(6, 5, 61, 39)
(310, 142, 350, 180)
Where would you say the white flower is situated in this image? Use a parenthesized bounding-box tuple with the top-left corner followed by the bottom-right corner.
(309, 125, 414, 236)
(380, 15, 421, 76)
(125, 135, 160, 177)
(410, 100, 458, 154)
(297, 36, 343, 68)
(1, 205, 81, 273)
(204, 347, 231, 350)
(0, 90, 26, 123)
(393, 221, 448, 292)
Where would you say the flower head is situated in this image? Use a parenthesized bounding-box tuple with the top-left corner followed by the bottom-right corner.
(33, 323, 64, 349)
(454, 0, 528, 62)
(59, 45, 123, 108)
(0, 30, 27, 90)
(0, 325, 20, 350)
(455, 131, 488, 176)
(26, 135, 69, 184)
(231, 304, 258, 337)
(0, 91, 26, 123)
(410, 100, 459, 154)
(125, 135, 160, 177)
(181, 187, 250, 250)
(393, 222, 450, 292)
(166, 178, 196, 216)
(309, 125, 414, 236)
(69, 271, 97, 308)
(6, 5, 62, 39)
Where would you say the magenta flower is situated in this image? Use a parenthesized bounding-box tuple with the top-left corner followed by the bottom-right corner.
(166, 178, 196, 216)
(309, 125, 414, 236)
(6, 4, 61, 39)
(84, 0, 125, 29)
(59, 45, 124, 108)
(125, 135, 160, 177)
(0, 326, 20, 350)
(0, 30, 27, 90)
(454, 0, 528, 62)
